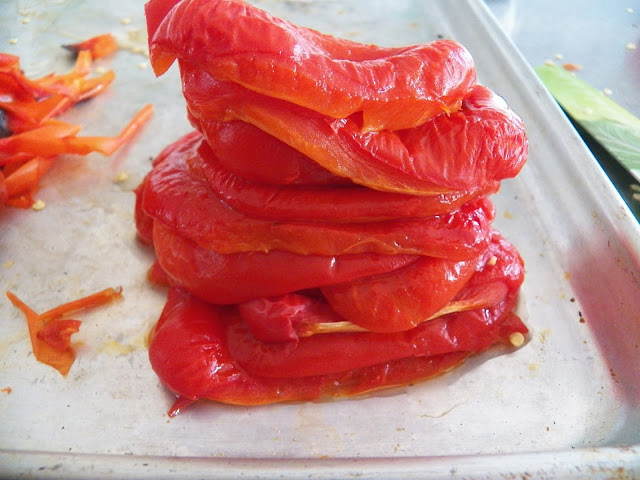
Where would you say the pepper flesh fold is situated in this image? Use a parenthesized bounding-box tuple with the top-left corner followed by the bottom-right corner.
(182, 66, 527, 195)
(149, 288, 477, 412)
(199, 120, 352, 186)
(146, 0, 477, 132)
(150, 221, 420, 305)
(321, 231, 522, 333)
(189, 129, 500, 222)
(139, 136, 495, 258)
(140, 0, 529, 413)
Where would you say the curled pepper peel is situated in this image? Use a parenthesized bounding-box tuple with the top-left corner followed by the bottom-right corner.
(6, 287, 123, 376)
(0, 48, 153, 210)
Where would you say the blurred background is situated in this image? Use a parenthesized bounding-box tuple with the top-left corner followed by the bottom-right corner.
(485, 0, 640, 218)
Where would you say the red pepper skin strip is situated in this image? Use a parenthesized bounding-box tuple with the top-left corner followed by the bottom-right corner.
(63, 33, 119, 60)
(37, 319, 82, 352)
(5, 287, 122, 376)
(150, 221, 419, 305)
(0, 170, 7, 208)
(183, 66, 527, 195)
(0, 70, 116, 135)
(6, 291, 77, 375)
(140, 148, 495, 258)
(0, 95, 72, 134)
(191, 133, 500, 222)
(146, 0, 476, 132)
(0, 54, 51, 103)
(0, 104, 153, 158)
(5, 157, 53, 207)
(37, 287, 123, 323)
(148, 288, 471, 412)
(0, 51, 151, 209)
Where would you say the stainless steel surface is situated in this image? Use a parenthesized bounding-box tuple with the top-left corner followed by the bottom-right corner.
(486, 0, 640, 217)
(1, 0, 640, 478)
(486, 0, 639, 118)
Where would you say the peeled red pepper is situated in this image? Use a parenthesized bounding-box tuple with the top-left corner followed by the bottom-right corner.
(200, 120, 352, 186)
(150, 222, 419, 305)
(182, 66, 527, 195)
(226, 299, 524, 379)
(146, 0, 476, 133)
(149, 288, 476, 414)
(191, 131, 500, 222)
(147, 285, 525, 412)
(139, 0, 529, 414)
(139, 147, 495, 258)
(321, 231, 523, 333)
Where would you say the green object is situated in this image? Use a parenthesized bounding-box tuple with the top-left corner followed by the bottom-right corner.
(536, 63, 640, 180)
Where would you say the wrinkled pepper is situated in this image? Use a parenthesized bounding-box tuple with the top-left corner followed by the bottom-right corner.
(138, 0, 530, 415)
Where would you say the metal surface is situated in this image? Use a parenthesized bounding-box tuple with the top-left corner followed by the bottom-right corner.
(486, 0, 639, 118)
(1, 0, 640, 478)
(486, 0, 640, 218)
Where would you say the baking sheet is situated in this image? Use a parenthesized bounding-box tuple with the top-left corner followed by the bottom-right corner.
(1, 0, 640, 478)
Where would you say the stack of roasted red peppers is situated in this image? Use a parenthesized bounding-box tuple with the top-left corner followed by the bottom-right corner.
(136, 0, 529, 415)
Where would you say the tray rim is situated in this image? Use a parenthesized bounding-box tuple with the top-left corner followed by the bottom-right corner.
(2, 444, 639, 479)
(1, 0, 640, 478)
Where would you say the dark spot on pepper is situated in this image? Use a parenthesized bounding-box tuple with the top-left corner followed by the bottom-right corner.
(0, 108, 12, 138)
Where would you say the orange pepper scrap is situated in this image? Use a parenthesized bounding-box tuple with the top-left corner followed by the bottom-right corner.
(6, 287, 123, 376)
(63, 33, 119, 60)
(0, 45, 153, 210)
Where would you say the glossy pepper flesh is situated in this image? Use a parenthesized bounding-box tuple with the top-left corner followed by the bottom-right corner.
(139, 0, 529, 414)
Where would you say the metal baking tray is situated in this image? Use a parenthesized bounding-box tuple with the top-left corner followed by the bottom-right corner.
(1, 1, 639, 478)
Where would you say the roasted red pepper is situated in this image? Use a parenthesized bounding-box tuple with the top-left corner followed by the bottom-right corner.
(191, 131, 500, 222)
(181, 66, 527, 195)
(140, 0, 529, 414)
(146, 0, 476, 133)
(150, 222, 419, 305)
(201, 120, 351, 186)
(321, 231, 523, 333)
(139, 136, 495, 258)
(149, 288, 477, 414)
